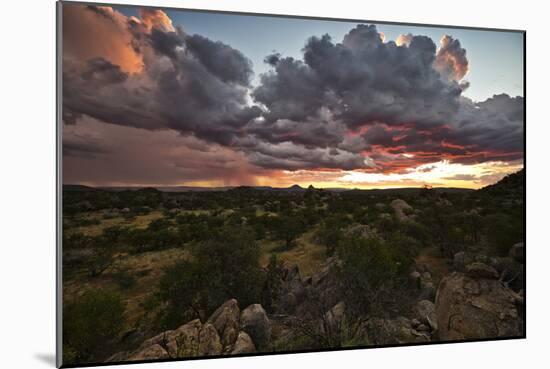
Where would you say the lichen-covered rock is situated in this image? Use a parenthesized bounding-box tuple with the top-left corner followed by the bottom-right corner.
(197, 323, 222, 355)
(128, 318, 222, 360)
(230, 331, 256, 354)
(390, 199, 413, 222)
(167, 319, 202, 357)
(453, 252, 466, 271)
(409, 271, 421, 287)
(240, 304, 271, 348)
(322, 301, 346, 335)
(207, 299, 240, 349)
(465, 262, 499, 279)
(128, 344, 169, 361)
(419, 275, 436, 301)
(435, 272, 523, 341)
(366, 316, 430, 344)
(415, 300, 437, 331)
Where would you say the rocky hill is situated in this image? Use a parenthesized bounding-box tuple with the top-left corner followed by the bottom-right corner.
(480, 168, 525, 198)
(109, 300, 267, 361)
(110, 249, 524, 362)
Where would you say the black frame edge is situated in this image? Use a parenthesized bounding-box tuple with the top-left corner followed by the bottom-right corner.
(55, 1, 527, 368)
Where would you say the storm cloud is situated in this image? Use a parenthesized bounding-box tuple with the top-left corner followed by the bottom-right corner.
(254, 25, 465, 131)
(62, 4, 524, 182)
(249, 24, 523, 172)
(63, 4, 261, 147)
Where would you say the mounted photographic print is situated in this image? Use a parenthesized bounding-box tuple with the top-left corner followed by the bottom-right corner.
(57, 1, 525, 367)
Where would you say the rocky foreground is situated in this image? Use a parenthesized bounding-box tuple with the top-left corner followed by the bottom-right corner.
(109, 241, 524, 362)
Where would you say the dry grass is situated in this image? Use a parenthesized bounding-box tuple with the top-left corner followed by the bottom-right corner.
(67, 210, 165, 236)
(64, 247, 189, 327)
(259, 229, 327, 277)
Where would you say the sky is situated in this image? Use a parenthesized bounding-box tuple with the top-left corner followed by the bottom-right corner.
(61, 3, 524, 189)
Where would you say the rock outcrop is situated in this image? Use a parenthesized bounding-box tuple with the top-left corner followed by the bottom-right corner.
(465, 262, 499, 279)
(410, 264, 436, 301)
(111, 255, 524, 363)
(206, 298, 240, 350)
(275, 263, 307, 314)
(127, 318, 222, 360)
(435, 272, 523, 341)
(128, 344, 169, 361)
(322, 301, 346, 335)
(366, 316, 430, 344)
(240, 304, 271, 348)
(390, 199, 413, 222)
(230, 331, 256, 354)
(114, 300, 269, 362)
(415, 300, 437, 332)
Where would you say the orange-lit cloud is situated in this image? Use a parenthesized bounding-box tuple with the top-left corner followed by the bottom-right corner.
(396, 33, 413, 46)
(139, 9, 175, 32)
(63, 5, 144, 74)
(435, 35, 469, 81)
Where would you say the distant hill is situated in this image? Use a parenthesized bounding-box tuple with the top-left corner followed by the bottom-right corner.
(287, 184, 304, 191)
(345, 187, 474, 196)
(63, 184, 97, 191)
(63, 183, 478, 195)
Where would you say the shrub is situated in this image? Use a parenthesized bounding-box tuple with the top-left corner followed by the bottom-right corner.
(316, 217, 345, 256)
(485, 212, 523, 256)
(63, 289, 125, 363)
(111, 268, 137, 290)
(337, 235, 408, 316)
(273, 215, 306, 250)
(261, 254, 284, 312)
(157, 225, 264, 328)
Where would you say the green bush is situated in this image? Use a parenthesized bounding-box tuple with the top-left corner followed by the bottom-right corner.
(273, 215, 306, 250)
(111, 268, 137, 290)
(316, 217, 345, 256)
(337, 235, 408, 315)
(157, 225, 264, 328)
(63, 289, 125, 364)
(261, 254, 284, 312)
(485, 212, 523, 256)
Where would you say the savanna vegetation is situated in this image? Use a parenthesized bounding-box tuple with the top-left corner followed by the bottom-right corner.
(62, 170, 525, 364)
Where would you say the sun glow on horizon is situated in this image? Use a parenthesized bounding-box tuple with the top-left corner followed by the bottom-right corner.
(248, 160, 523, 190)
(69, 159, 523, 191)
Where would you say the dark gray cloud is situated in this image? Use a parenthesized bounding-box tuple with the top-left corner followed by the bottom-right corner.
(186, 34, 253, 85)
(80, 57, 129, 84)
(149, 28, 184, 59)
(451, 94, 524, 154)
(253, 56, 328, 124)
(254, 25, 464, 132)
(248, 24, 523, 170)
(244, 141, 370, 171)
(362, 123, 397, 147)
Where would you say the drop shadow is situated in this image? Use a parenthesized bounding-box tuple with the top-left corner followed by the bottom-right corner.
(34, 353, 56, 367)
